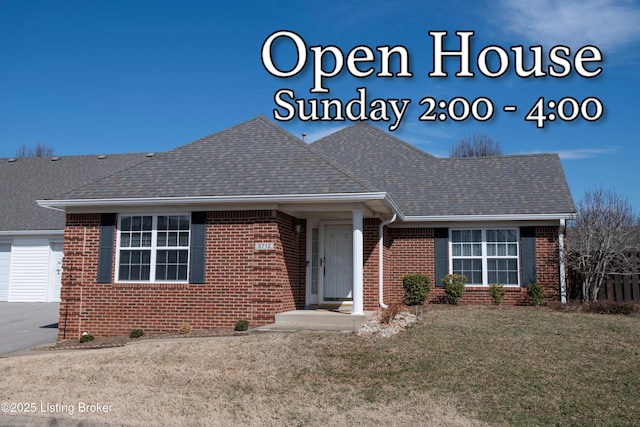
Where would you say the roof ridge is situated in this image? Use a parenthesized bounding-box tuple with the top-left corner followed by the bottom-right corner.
(256, 117, 379, 192)
(53, 155, 157, 199)
(312, 121, 437, 161)
(0, 152, 149, 161)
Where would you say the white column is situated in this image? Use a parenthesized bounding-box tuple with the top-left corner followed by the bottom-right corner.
(352, 209, 364, 315)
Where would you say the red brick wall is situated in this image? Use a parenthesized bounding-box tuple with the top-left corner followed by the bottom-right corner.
(58, 210, 305, 340)
(382, 225, 562, 306)
(363, 218, 381, 310)
(385, 228, 435, 305)
(535, 226, 561, 302)
(58, 213, 564, 340)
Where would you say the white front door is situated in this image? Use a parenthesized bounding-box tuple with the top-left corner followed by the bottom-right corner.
(321, 224, 353, 302)
(48, 243, 63, 302)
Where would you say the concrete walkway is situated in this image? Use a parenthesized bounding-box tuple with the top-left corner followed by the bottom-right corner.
(0, 302, 59, 357)
(254, 309, 374, 333)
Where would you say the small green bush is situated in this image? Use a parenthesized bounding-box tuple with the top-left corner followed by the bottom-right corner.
(130, 328, 144, 339)
(79, 334, 95, 343)
(441, 274, 467, 304)
(489, 283, 506, 305)
(234, 319, 249, 331)
(403, 274, 431, 307)
(527, 283, 545, 306)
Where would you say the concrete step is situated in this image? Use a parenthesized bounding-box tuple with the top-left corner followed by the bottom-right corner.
(254, 310, 374, 333)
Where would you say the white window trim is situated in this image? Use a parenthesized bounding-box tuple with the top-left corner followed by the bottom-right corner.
(449, 228, 520, 287)
(115, 213, 191, 283)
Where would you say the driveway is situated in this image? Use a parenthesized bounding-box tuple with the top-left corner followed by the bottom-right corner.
(0, 302, 59, 356)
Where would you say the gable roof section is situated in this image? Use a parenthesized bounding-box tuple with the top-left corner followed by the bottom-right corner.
(310, 123, 576, 218)
(0, 153, 151, 231)
(51, 116, 373, 202)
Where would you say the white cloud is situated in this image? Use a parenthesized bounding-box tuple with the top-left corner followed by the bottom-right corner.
(555, 147, 617, 159)
(519, 147, 617, 159)
(497, 0, 640, 51)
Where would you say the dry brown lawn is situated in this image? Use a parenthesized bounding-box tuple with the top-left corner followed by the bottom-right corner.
(1, 305, 639, 426)
(0, 332, 486, 427)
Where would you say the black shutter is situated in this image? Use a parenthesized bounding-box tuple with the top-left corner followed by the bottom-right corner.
(189, 212, 207, 284)
(434, 228, 449, 287)
(521, 226, 537, 287)
(97, 213, 116, 283)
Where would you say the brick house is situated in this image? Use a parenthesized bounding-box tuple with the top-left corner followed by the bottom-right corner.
(38, 116, 575, 340)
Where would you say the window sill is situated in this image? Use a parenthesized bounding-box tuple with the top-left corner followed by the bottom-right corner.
(464, 285, 522, 292)
(113, 282, 190, 290)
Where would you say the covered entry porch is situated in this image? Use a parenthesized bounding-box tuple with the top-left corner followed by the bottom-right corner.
(277, 194, 396, 317)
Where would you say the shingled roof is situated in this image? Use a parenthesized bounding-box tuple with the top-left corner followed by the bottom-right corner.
(309, 122, 576, 217)
(53, 116, 372, 200)
(0, 153, 151, 231)
(32, 117, 574, 220)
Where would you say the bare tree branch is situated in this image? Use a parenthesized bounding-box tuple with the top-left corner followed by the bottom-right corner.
(15, 143, 55, 158)
(449, 135, 502, 158)
(567, 187, 640, 302)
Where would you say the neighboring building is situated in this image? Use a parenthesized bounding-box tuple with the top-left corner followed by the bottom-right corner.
(0, 153, 151, 302)
(36, 116, 576, 340)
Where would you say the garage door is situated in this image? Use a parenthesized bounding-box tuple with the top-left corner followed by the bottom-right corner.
(0, 244, 10, 302)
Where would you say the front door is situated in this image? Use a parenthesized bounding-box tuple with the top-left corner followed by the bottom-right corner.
(48, 243, 63, 302)
(322, 224, 353, 302)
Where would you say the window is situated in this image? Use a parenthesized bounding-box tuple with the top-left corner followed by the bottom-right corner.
(450, 228, 519, 286)
(117, 214, 190, 282)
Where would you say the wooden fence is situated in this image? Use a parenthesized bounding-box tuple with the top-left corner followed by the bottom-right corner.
(596, 274, 640, 304)
(568, 251, 640, 304)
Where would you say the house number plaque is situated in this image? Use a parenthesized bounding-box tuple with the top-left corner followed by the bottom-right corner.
(255, 242, 275, 250)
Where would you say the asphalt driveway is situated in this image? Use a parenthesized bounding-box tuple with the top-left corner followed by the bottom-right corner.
(0, 302, 59, 356)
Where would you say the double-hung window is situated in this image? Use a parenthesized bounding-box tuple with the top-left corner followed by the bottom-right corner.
(117, 214, 190, 282)
(450, 229, 519, 286)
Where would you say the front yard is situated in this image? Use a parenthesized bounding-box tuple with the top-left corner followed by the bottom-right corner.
(1, 305, 638, 426)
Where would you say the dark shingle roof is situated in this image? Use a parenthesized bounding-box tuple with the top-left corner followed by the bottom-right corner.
(0, 153, 151, 231)
(55, 116, 372, 200)
(310, 122, 576, 217)
(28, 117, 574, 220)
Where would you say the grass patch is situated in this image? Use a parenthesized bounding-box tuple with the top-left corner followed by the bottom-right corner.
(318, 306, 640, 426)
(1, 306, 638, 426)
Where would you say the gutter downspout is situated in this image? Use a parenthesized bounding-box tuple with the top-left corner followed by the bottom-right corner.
(559, 218, 567, 304)
(379, 214, 397, 309)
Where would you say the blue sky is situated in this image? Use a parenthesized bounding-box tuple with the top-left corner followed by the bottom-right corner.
(1, 0, 639, 211)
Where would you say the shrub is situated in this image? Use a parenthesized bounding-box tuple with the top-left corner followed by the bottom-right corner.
(130, 328, 144, 339)
(489, 283, 506, 305)
(403, 274, 431, 310)
(584, 301, 637, 315)
(527, 283, 545, 306)
(441, 274, 467, 304)
(234, 319, 249, 331)
(179, 322, 192, 335)
(79, 334, 95, 343)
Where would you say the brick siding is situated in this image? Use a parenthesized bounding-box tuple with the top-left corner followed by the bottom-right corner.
(382, 225, 563, 306)
(58, 210, 305, 340)
(58, 212, 564, 340)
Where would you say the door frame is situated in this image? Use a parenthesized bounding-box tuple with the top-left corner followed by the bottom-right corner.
(317, 220, 353, 306)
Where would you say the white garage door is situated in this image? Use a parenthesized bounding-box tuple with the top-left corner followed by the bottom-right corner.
(0, 243, 10, 302)
(9, 238, 49, 302)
